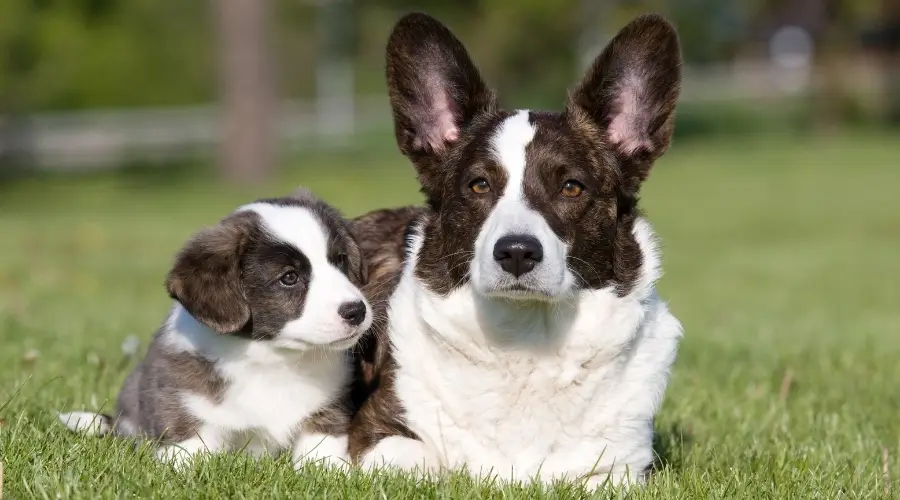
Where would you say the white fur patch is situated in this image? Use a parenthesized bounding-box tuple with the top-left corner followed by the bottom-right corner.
(471, 110, 573, 299)
(56, 411, 111, 436)
(376, 217, 683, 488)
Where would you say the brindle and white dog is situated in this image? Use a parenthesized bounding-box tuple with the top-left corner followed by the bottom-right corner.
(347, 12, 685, 489)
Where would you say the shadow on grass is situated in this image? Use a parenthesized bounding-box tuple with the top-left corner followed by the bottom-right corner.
(651, 422, 694, 474)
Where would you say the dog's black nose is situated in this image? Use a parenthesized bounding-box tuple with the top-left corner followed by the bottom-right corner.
(337, 300, 367, 326)
(492, 235, 543, 278)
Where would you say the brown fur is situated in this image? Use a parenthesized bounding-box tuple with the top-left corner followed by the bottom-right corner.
(349, 206, 424, 394)
(347, 207, 425, 458)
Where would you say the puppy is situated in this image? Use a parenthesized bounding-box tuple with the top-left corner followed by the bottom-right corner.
(59, 190, 371, 469)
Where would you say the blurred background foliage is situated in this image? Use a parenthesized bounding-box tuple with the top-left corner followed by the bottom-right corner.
(0, 0, 898, 179)
(0, 1, 894, 106)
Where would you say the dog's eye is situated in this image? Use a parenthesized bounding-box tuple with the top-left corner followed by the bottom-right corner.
(561, 180, 584, 198)
(279, 271, 299, 287)
(470, 178, 491, 194)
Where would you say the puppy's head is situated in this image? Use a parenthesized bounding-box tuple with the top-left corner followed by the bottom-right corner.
(165, 191, 371, 350)
(387, 13, 681, 300)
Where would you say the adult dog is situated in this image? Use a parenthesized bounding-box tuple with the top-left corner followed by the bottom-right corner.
(349, 12, 684, 489)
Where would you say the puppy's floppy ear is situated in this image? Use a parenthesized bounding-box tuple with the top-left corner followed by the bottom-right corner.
(567, 14, 682, 193)
(386, 13, 496, 194)
(165, 212, 254, 334)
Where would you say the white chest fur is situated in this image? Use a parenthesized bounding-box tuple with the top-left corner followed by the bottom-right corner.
(372, 218, 683, 485)
(166, 308, 349, 454)
(182, 350, 348, 452)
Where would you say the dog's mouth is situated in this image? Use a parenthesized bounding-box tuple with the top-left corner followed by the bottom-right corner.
(482, 283, 556, 302)
(269, 329, 365, 352)
(320, 331, 365, 350)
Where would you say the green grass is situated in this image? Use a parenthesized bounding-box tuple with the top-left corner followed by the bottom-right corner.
(1, 132, 899, 498)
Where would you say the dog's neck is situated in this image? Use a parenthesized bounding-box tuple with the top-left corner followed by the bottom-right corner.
(162, 305, 324, 366)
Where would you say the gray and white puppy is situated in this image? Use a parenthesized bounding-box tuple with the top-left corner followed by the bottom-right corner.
(59, 190, 372, 469)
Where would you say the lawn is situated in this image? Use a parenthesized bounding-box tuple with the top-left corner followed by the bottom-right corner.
(1, 132, 898, 498)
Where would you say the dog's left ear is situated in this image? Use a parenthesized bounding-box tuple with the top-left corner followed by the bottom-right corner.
(165, 212, 254, 334)
(567, 14, 682, 193)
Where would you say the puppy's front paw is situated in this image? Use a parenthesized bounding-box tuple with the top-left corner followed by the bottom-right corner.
(154, 438, 212, 470)
(293, 433, 351, 472)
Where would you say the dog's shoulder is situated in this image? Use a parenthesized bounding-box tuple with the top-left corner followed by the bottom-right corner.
(350, 206, 426, 388)
(351, 205, 426, 289)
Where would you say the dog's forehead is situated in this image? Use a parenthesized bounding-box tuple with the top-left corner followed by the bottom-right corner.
(237, 203, 331, 260)
(485, 110, 534, 195)
(479, 110, 592, 190)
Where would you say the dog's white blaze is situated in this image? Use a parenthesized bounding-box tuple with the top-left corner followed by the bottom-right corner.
(239, 203, 329, 263)
(238, 203, 372, 347)
(471, 110, 572, 297)
(491, 110, 534, 202)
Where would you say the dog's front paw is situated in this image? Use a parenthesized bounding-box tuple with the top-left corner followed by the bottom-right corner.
(293, 433, 351, 472)
(359, 436, 435, 475)
(154, 438, 213, 470)
(583, 469, 645, 492)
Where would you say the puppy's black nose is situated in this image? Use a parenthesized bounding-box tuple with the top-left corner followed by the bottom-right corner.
(337, 300, 367, 326)
(492, 235, 543, 278)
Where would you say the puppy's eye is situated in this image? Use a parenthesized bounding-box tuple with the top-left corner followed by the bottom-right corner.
(561, 180, 584, 198)
(469, 178, 491, 194)
(279, 271, 299, 287)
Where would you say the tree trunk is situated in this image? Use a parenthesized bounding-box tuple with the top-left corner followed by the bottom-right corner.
(214, 0, 276, 183)
(813, 0, 847, 132)
(883, 0, 900, 125)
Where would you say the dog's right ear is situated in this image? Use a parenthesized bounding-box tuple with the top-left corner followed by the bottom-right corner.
(386, 13, 496, 193)
(165, 212, 254, 334)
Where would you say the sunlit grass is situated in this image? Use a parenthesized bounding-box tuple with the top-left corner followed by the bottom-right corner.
(1, 132, 898, 498)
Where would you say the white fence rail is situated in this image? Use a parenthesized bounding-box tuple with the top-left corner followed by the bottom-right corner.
(1, 63, 824, 172)
(0, 97, 392, 172)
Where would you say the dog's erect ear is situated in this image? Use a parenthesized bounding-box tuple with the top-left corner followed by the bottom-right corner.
(567, 14, 682, 191)
(386, 13, 496, 189)
(165, 212, 254, 334)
